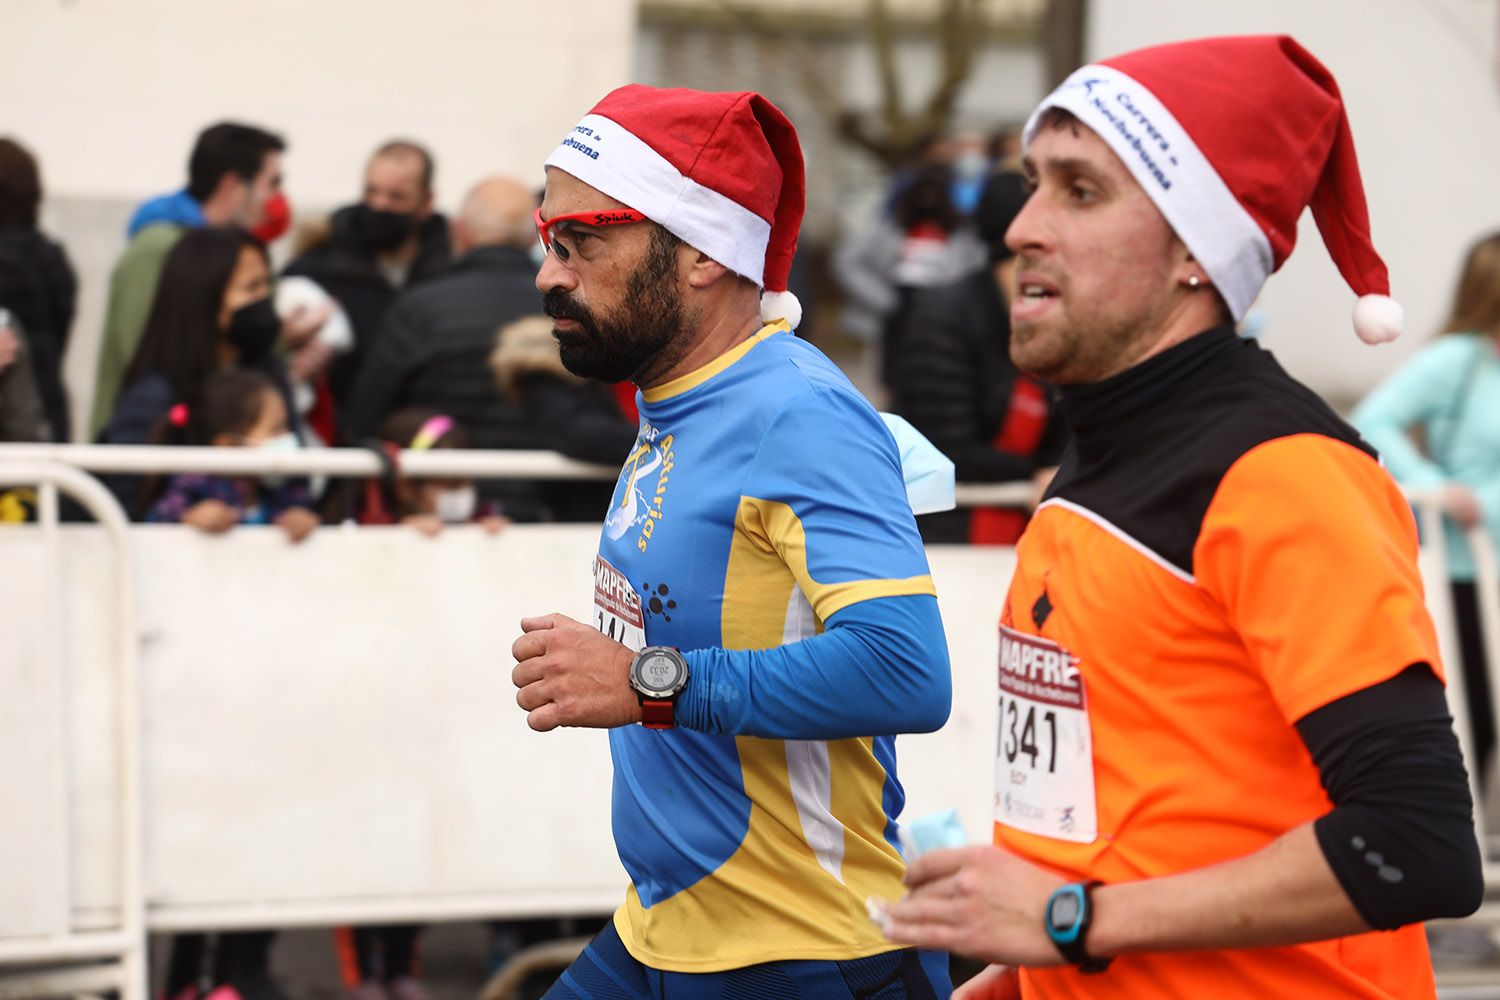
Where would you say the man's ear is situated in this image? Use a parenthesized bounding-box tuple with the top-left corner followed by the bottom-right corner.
(685, 248, 731, 289)
(212, 171, 248, 210)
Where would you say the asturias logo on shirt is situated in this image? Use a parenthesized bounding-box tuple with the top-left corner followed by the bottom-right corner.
(605, 422, 676, 553)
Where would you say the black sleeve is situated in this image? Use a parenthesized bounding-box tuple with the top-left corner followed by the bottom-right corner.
(1297, 664, 1483, 930)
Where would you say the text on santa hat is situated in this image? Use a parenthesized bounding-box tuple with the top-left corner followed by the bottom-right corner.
(561, 135, 601, 161)
(1071, 79, 1180, 194)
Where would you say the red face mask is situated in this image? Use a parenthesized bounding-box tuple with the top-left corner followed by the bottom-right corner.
(252, 191, 292, 244)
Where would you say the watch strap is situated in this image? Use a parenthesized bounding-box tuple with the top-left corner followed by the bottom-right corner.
(640, 697, 675, 730)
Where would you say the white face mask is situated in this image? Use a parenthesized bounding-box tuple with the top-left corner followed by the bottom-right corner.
(254, 432, 299, 487)
(434, 485, 477, 524)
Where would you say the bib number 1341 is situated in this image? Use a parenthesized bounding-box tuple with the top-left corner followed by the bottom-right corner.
(995, 624, 1097, 844)
(998, 693, 1057, 774)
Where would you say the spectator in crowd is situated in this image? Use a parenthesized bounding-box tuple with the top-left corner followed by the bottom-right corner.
(343, 176, 537, 443)
(331, 408, 506, 535)
(284, 140, 451, 421)
(1353, 230, 1500, 785)
(0, 308, 48, 441)
(834, 161, 986, 382)
(0, 137, 77, 441)
(343, 175, 552, 518)
(145, 368, 318, 543)
(374, 408, 508, 536)
(101, 227, 297, 515)
(489, 315, 638, 522)
(889, 170, 1066, 544)
(91, 121, 286, 439)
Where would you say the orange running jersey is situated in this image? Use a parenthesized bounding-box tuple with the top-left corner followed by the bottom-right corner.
(998, 329, 1444, 999)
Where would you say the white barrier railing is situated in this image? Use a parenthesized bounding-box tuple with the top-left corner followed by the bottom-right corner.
(0, 443, 1040, 509)
(0, 461, 145, 1000)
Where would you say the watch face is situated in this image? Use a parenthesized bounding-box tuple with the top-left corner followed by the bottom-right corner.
(633, 648, 687, 696)
(1049, 892, 1081, 931)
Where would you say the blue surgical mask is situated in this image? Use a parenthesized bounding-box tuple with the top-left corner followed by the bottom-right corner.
(880, 413, 956, 515)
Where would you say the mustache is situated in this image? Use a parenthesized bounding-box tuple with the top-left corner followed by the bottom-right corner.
(543, 290, 592, 324)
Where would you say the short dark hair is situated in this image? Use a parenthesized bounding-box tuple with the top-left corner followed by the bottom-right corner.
(372, 139, 435, 195)
(187, 122, 285, 202)
(186, 368, 279, 443)
(0, 137, 41, 228)
(125, 226, 269, 404)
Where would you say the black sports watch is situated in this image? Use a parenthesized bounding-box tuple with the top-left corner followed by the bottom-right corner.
(1043, 881, 1111, 973)
(628, 646, 690, 730)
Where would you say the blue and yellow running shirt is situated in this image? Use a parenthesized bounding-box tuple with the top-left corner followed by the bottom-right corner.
(591, 321, 951, 972)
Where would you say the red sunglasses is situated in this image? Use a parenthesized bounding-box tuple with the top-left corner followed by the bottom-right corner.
(534, 206, 647, 262)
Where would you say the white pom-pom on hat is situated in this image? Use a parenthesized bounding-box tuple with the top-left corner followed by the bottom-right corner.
(1353, 294, 1402, 345)
(760, 289, 802, 329)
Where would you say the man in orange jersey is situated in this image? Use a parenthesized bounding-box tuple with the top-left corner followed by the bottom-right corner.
(879, 35, 1482, 999)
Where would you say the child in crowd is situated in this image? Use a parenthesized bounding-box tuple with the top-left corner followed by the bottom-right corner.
(361, 408, 507, 536)
(145, 368, 320, 543)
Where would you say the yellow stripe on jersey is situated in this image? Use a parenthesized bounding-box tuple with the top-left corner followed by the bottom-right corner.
(735, 496, 936, 620)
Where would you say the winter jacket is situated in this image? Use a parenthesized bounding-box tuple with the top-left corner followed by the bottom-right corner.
(0, 321, 49, 442)
(0, 225, 76, 440)
(90, 223, 188, 439)
(889, 270, 1067, 543)
(283, 205, 451, 415)
(490, 314, 639, 522)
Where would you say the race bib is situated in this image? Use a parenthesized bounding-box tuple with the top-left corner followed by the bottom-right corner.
(593, 555, 645, 652)
(995, 625, 1097, 843)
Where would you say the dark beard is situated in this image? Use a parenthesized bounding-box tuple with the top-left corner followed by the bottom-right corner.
(544, 229, 685, 383)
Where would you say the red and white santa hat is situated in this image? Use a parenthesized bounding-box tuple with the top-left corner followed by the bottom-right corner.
(544, 84, 806, 329)
(1024, 35, 1401, 344)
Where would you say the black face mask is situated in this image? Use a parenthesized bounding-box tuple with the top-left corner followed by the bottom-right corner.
(226, 297, 280, 361)
(352, 204, 418, 253)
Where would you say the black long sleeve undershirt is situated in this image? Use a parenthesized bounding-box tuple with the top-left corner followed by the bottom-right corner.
(1297, 664, 1483, 930)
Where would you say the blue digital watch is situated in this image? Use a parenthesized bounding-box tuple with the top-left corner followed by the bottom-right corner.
(1043, 880, 1111, 973)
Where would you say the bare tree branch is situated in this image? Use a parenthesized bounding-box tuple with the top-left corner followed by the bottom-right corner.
(704, 0, 998, 169)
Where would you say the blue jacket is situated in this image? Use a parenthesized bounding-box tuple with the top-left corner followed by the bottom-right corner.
(126, 190, 204, 238)
(1352, 333, 1500, 580)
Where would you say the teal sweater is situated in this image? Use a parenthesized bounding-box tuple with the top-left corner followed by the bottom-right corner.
(1352, 333, 1500, 581)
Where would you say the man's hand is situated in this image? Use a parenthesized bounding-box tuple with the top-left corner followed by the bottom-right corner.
(279, 301, 334, 351)
(274, 506, 320, 544)
(182, 499, 240, 534)
(882, 845, 1067, 968)
(954, 964, 1021, 1000)
(511, 613, 640, 732)
(1441, 482, 1484, 530)
(287, 339, 336, 383)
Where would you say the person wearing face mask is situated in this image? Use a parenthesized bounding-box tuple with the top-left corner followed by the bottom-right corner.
(283, 140, 451, 429)
(358, 409, 507, 537)
(101, 226, 304, 517)
(90, 121, 287, 440)
(144, 368, 318, 542)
